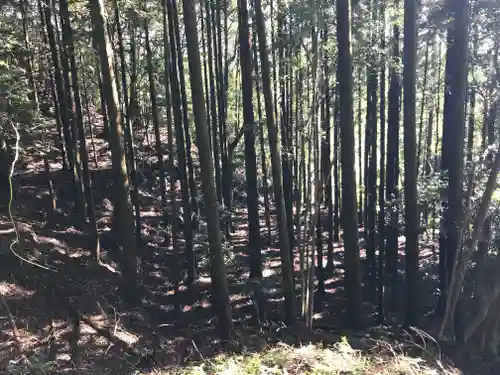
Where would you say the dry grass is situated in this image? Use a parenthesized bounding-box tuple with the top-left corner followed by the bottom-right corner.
(141, 337, 461, 375)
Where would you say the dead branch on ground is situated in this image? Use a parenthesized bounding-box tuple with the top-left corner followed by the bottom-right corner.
(80, 314, 143, 357)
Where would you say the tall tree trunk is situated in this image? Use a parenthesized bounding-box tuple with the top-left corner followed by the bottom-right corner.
(255, 0, 296, 324)
(416, 38, 430, 170)
(125, 16, 142, 248)
(166, 0, 197, 283)
(20, 0, 39, 108)
(336, 0, 362, 328)
(403, 0, 419, 327)
(37, 0, 68, 169)
(182, 0, 233, 339)
(171, 0, 199, 217)
(60, 0, 100, 259)
(365, 1, 378, 287)
(333, 78, 340, 245)
(41, 0, 74, 169)
(439, 0, 470, 338)
(357, 67, 363, 226)
(377, 0, 386, 323)
(385, 0, 401, 311)
(323, 29, 334, 272)
(252, 18, 271, 245)
(162, 0, 179, 291)
(89, 0, 138, 300)
(144, 17, 167, 216)
(278, 13, 294, 250)
(204, 0, 222, 204)
(54, 0, 87, 225)
(237, 0, 262, 279)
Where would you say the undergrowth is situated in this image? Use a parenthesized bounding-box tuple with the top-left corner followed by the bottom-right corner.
(143, 337, 460, 375)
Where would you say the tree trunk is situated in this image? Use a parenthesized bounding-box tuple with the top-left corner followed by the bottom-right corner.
(59, 0, 100, 259)
(439, 0, 470, 336)
(237, 0, 262, 279)
(144, 17, 167, 215)
(377, 0, 386, 324)
(182, 0, 233, 339)
(166, 0, 197, 283)
(252, 19, 272, 245)
(171, 0, 199, 218)
(255, 0, 296, 324)
(336, 0, 362, 328)
(89, 0, 138, 300)
(385, 0, 401, 311)
(403, 0, 419, 327)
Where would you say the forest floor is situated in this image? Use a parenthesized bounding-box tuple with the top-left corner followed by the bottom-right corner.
(0, 118, 494, 374)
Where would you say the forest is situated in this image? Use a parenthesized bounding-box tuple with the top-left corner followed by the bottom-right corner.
(0, 0, 499, 372)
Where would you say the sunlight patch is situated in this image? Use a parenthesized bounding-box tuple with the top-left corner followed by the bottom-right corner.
(262, 268, 275, 278)
(0, 282, 35, 297)
(198, 276, 211, 285)
(230, 293, 245, 302)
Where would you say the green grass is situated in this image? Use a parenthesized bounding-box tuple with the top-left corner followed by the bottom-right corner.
(142, 337, 460, 375)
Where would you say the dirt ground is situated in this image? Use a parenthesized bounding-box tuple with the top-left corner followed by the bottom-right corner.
(0, 123, 496, 375)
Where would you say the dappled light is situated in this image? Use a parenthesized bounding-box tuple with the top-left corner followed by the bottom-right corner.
(0, 0, 499, 373)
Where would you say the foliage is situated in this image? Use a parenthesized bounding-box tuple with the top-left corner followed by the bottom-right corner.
(141, 339, 459, 375)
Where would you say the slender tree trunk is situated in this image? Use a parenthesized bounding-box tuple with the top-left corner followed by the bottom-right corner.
(385, 0, 401, 311)
(417, 38, 430, 170)
(439, 0, 470, 336)
(162, 0, 179, 288)
(89, 0, 138, 300)
(20, 0, 39, 108)
(403, 0, 419, 327)
(182, 0, 233, 339)
(333, 80, 340, 244)
(56, 0, 87, 225)
(60, 0, 100, 259)
(237, 0, 262, 279)
(126, 16, 143, 248)
(166, 0, 197, 283)
(255, 0, 296, 324)
(144, 17, 167, 215)
(366, 3, 378, 287)
(357, 67, 363, 226)
(171, 0, 199, 218)
(377, 0, 386, 323)
(203, 0, 222, 204)
(252, 18, 271, 245)
(336, 0, 362, 328)
(323, 29, 334, 272)
(37, 0, 68, 169)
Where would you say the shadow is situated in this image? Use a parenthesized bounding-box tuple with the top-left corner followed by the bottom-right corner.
(0, 126, 491, 375)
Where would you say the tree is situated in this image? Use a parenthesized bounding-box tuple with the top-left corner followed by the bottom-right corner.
(336, 0, 362, 328)
(403, 0, 419, 327)
(89, 0, 137, 299)
(237, 0, 262, 279)
(165, 0, 197, 283)
(181, 0, 233, 339)
(59, 0, 99, 259)
(386, 0, 402, 311)
(439, 0, 470, 337)
(254, 0, 296, 324)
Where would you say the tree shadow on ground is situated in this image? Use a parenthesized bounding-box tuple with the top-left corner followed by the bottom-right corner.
(0, 166, 496, 374)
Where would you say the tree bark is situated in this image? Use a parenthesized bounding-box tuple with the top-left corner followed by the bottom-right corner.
(182, 0, 233, 339)
(336, 0, 362, 328)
